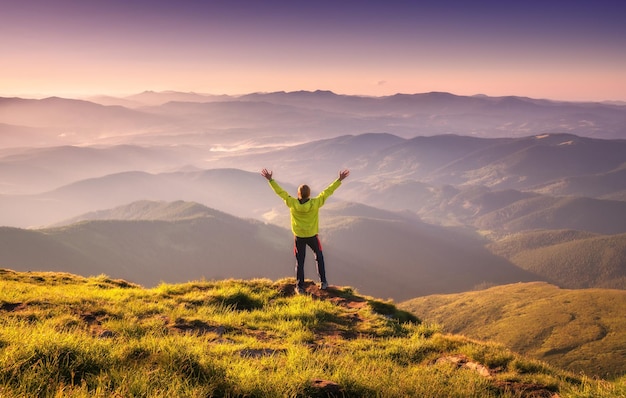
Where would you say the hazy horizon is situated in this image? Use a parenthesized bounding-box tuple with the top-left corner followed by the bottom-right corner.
(4, 89, 626, 105)
(2, 1, 626, 102)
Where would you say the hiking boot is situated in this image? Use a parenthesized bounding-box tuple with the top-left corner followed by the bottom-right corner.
(320, 282, 328, 290)
(294, 286, 305, 295)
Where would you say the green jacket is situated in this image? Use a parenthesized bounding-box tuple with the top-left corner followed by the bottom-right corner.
(268, 178, 342, 238)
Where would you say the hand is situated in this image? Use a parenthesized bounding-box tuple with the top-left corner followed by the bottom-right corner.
(338, 169, 350, 181)
(261, 168, 273, 181)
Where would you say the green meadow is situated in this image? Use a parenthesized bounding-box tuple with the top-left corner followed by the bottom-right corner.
(0, 269, 624, 397)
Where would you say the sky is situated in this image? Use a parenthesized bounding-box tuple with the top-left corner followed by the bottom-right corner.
(2, 0, 625, 102)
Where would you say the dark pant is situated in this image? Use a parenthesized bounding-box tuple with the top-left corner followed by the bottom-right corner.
(294, 235, 327, 288)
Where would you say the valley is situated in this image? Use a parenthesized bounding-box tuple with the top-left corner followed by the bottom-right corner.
(1, 90, 624, 382)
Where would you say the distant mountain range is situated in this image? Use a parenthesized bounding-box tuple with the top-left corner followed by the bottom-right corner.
(0, 90, 623, 387)
(1, 91, 625, 150)
(0, 168, 278, 227)
(0, 90, 624, 303)
(1, 133, 625, 233)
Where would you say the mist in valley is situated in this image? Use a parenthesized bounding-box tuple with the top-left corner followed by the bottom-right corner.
(1, 90, 626, 302)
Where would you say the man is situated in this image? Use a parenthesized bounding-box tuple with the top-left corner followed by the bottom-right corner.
(261, 168, 350, 294)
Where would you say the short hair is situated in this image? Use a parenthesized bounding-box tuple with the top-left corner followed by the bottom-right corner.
(298, 184, 310, 200)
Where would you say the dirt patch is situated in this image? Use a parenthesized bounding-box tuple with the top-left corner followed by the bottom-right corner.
(167, 317, 227, 336)
(79, 311, 117, 338)
(493, 381, 560, 398)
(436, 354, 559, 398)
(436, 354, 493, 377)
(245, 329, 273, 342)
(293, 281, 368, 310)
(0, 302, 26, 312)
(80, 312, 101, 325)
(308, 379, 344, 397)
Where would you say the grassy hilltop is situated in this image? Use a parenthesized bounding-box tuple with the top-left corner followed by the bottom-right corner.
(0, 269, 624, 397)
(400, 282, 626, 380)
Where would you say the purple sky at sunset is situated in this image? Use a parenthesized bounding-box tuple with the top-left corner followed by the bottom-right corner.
(2, 0, 625, 101)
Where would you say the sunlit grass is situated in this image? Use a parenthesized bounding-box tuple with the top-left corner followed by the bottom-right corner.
(400, 281, 626, 380)
(0, 269, 623, 397)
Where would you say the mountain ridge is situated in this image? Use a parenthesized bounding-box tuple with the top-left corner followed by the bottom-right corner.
(3, 91, 625, 150)
(51, 199, 225, 225)
(0, 200, 540, 301)
(486, 230, 626, 289)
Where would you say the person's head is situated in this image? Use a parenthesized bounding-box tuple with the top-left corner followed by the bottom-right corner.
(298, 184, 310, 200)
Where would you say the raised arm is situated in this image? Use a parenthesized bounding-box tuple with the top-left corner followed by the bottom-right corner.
(261, 168, 294, 205)
(261, 168, 273, 181)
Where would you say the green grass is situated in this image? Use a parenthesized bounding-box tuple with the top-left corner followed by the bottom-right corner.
(0, 269, 624, 397)
(400, 281, 626, 380)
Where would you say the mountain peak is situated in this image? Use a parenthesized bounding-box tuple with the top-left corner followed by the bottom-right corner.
(51, 200, 225, 226)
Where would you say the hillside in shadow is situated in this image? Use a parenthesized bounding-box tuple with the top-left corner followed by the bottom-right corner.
(0, 200, 540, 301)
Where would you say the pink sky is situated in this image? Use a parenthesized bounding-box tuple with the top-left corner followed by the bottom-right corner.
(2, 1, 625, 101)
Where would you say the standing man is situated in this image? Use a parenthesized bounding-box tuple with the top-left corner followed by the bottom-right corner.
(261, 168, 350, 294)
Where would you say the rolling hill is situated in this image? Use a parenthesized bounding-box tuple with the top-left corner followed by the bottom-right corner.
(532, 163, 626, 199)
(0, 168, 282, 228)
(0, 201, 294, 286)
(353, 133, 626, 191)
(0, 96, 173, 141)
(344, 180, 626, 235)
(473, 196, 626, 235)
(0, 144, 203, 194)
(486, 230, 626, 289)
(0, 200, 540, 301)
(400, 282, 626, 379)
(0, 122, 61, 148)
(214, 132, 626, 202)
(2, 133, 625, 229)
(318, 203, 538, 300)
(267, 199, 542, 300)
